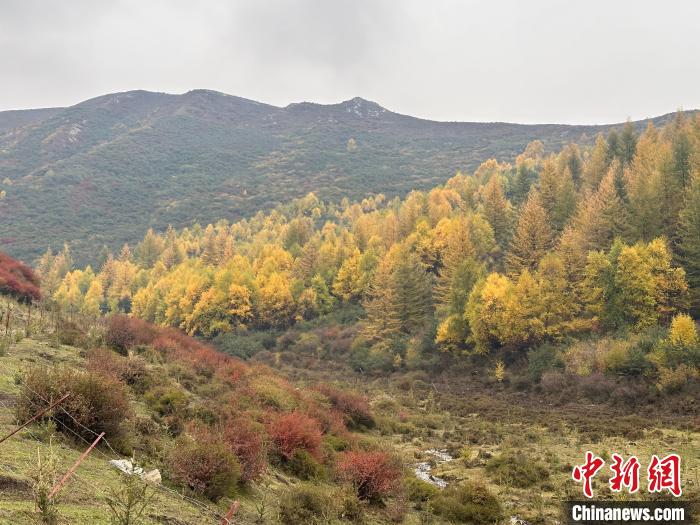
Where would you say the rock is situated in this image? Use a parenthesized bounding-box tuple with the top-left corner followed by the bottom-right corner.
(109, 459, 161, 484)
(142, 469, 161, 484)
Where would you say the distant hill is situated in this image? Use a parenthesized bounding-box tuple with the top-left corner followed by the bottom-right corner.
(0, 107, 63, 133)
(0, 89, 693, 264)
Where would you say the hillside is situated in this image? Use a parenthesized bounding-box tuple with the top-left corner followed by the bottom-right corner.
(4, 113, 700, 524)
(0, 89, 692, 264)
(1, 304, 698, 523)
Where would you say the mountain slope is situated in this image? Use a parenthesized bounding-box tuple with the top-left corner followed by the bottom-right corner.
(0, 89, 693, 264)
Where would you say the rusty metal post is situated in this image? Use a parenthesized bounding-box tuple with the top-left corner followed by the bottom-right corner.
(48, 431, 104, 499)
(220, 501, 240, 524)
(0, 393, 71, 445)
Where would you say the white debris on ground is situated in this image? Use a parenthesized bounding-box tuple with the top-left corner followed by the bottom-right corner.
(510, 516, 531, 525)
(109, 459, 161, 484)
(413, 449, 454, 488)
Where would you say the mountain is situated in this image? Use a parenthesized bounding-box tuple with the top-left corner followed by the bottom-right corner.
(0, 107, 63, 133)
(0, 89, 692, 264)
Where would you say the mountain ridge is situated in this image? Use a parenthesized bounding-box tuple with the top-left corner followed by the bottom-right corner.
(2, 89, 695, 127)
(0, 89, 696, 265)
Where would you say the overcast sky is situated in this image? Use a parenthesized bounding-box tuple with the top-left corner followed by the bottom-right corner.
(1, 0, 698, 124)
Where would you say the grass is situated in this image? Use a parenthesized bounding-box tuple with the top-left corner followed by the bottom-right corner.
(268, 339, 700, 524)
(0, 336, 222, 525)
(1, 302, 699, 524)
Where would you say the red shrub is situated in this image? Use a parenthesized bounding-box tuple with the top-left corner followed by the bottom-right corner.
(169, 434, 241, 501)
(0, 251, 41, 303)
(151, 327, 248, 382)
(105, 315, 157, 354)
(268, 412, 323, 461)
(307, 404, 348, 438)
(220, 417, 268, 481)
(316, 384, 374, 429)
(336, 451, 401, 502)
(86, 347, 127, 379)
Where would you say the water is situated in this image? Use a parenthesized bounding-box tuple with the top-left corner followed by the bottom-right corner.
(413, 448, 453, 488)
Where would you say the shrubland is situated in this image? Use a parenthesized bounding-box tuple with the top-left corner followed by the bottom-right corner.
(1, 112, 700, 522)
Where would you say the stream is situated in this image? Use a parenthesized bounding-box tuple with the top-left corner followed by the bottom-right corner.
(413, 448, 453, 488)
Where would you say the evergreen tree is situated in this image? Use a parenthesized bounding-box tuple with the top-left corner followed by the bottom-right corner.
(559, 143, 583, 187)
(678, 172, 700, 312)
(363, 244, 432, 343)
(479, 175, 513, 249)
(619, 121, 638, 166)
(582, 134, 609, 192)
(505, 191, 554, 275)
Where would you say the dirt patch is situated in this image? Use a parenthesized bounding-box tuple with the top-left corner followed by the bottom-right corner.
(0, 474, 30, 495)
(0, 392, 16, 405)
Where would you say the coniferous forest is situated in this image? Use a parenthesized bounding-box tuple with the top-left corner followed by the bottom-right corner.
(43, 115, 700, 383)
(1, 114, 695, 523)
(1, 3, 700, 523)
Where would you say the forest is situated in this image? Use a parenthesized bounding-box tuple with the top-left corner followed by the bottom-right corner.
(41, 113, 700, 388)
(1, 112, 699, 525)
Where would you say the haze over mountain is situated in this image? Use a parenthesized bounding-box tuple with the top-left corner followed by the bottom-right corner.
(0, 89, 692, 264)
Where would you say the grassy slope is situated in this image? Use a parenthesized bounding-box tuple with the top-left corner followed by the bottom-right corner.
(1, 306, 698, 523)
(0, 337, 229, 525)
(0, 306, 429, 524)
(247, 322, 700, 524)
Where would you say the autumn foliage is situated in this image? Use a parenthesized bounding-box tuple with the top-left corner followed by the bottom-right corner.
(268, 412, 323, 461)
(16, 366, 132, 444)
(105, 314, 248, 382)
(336, 450, 402, 502)
(0, 251, 41, 303)
(219, 417, 268, 481)
(316, 384, 374, 429)
(168, 433, 241, 501)
(105, 315, 157, 354)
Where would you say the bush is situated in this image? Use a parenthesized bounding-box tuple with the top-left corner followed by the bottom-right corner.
(279, 483, 337, 525)
(220, 417, 267, 482)
(86, 348, 125, 379)
(527, 344, 564, 381)
(144, 386, 188, 417)
(55, 321, 84, 347)
(539, 370, 569, 393)
(168, 436, 241, 501)
(485, 451, 549, 488)
(16, 367, 132, 446)
(577, 373, 616, 403)
(0, 251, 41, 303)
(316, 384, 374, 429)
(337, 486, 364, 522)
(268, 412, 323, 461)
(212, 331, 278, 360)
(431, 482, 503, 524)
(286, 449, 324, 480)
(656, 364, 699, 394)
(349, 338, 395, 372)
(86, 348, 153, 393)
(250, 376, 297, 411)
(105, 315, 157, 355)
(336, 450, 401, 502)
(404, 476, 438, 509)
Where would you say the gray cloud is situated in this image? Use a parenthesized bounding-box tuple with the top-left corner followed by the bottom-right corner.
(0, 0, 698, 123)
